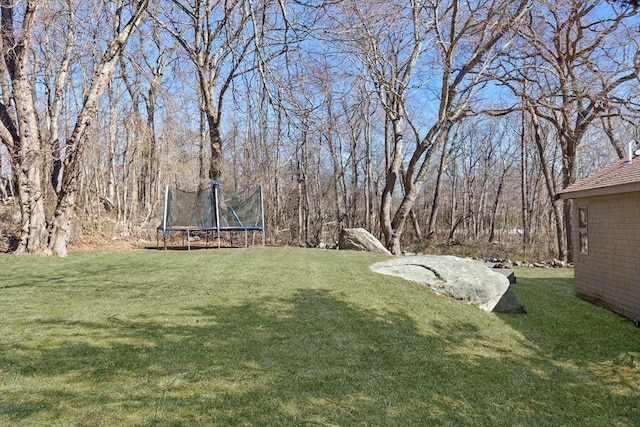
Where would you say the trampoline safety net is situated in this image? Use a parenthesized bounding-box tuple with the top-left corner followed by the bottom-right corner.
(159, 181, 265, 248)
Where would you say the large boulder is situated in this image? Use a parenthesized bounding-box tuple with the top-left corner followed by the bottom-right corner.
(370, 255, 526, 313)
(338, 228, 391, 255)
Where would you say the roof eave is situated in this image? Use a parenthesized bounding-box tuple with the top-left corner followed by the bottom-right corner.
(559, 182, 640, 199)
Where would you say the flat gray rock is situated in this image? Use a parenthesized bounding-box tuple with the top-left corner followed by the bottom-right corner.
(371, 255, 525, 313)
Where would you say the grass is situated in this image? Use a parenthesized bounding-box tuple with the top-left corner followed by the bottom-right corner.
(0, 247, 638, 426)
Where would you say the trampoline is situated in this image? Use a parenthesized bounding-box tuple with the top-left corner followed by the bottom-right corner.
(157, 180, 265, 249)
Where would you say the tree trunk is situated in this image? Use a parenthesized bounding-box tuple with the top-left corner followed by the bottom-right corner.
(428, 142, 449, 239)
(107, 83, 118, 205)
(47, 188, 75, 255)
(46, 0, 150, 256)
(208, 116, 223, 181)
(14, 78, 48, 253)
(387, 126, 451, 254)
(520, 111, 530, 245)
(400, 169, 422, 242)
(380, 117, 404, 251)
(489, 165, 509, 243)
(198, 100, 207, 185)
(449, 161, 458, 240)
(560, 134, 577, 262)
(529, 109, 567, 261)
(365, 115, 374, 231)
(1, 2, 48, 253)
(142, 71, 160, 216)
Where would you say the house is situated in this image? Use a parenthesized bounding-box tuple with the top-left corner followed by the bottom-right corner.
(559, 156, 640, 324)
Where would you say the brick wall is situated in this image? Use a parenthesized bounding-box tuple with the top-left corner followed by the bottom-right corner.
(573, 193, 640, 321)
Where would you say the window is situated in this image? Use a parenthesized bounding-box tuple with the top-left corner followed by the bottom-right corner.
(578, 206, 588, 228)
(578, 206, 588, 254)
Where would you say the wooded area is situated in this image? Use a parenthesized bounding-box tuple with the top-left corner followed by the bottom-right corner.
(0, 0, 638, 257)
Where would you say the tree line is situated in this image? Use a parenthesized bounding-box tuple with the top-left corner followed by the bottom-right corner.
(0, 0, 638, 257)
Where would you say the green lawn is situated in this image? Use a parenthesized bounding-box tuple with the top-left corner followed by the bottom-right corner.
(0, 247, 638, 426)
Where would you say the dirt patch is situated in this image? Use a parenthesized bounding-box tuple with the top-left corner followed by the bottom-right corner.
(68, 233, 149, 252)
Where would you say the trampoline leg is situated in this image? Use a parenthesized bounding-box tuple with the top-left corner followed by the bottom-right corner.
(158, 229, 168, 250)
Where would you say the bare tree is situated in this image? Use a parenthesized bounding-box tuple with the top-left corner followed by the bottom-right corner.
(333, 0, 529, 254)
(0, 1, 48, 253)
(496, 0, 639, 260)
(155, 0, 261, 183)
(35, 1, 75, 198)
(118, 27, 176, 228)
(0, 0, 149, 255)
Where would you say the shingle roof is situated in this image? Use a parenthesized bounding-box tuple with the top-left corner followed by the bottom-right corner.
(559, 156, 640, 198)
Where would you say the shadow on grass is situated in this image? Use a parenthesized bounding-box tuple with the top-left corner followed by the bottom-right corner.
(1, 285, 638, 426)
(499, 274, 639, 363)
